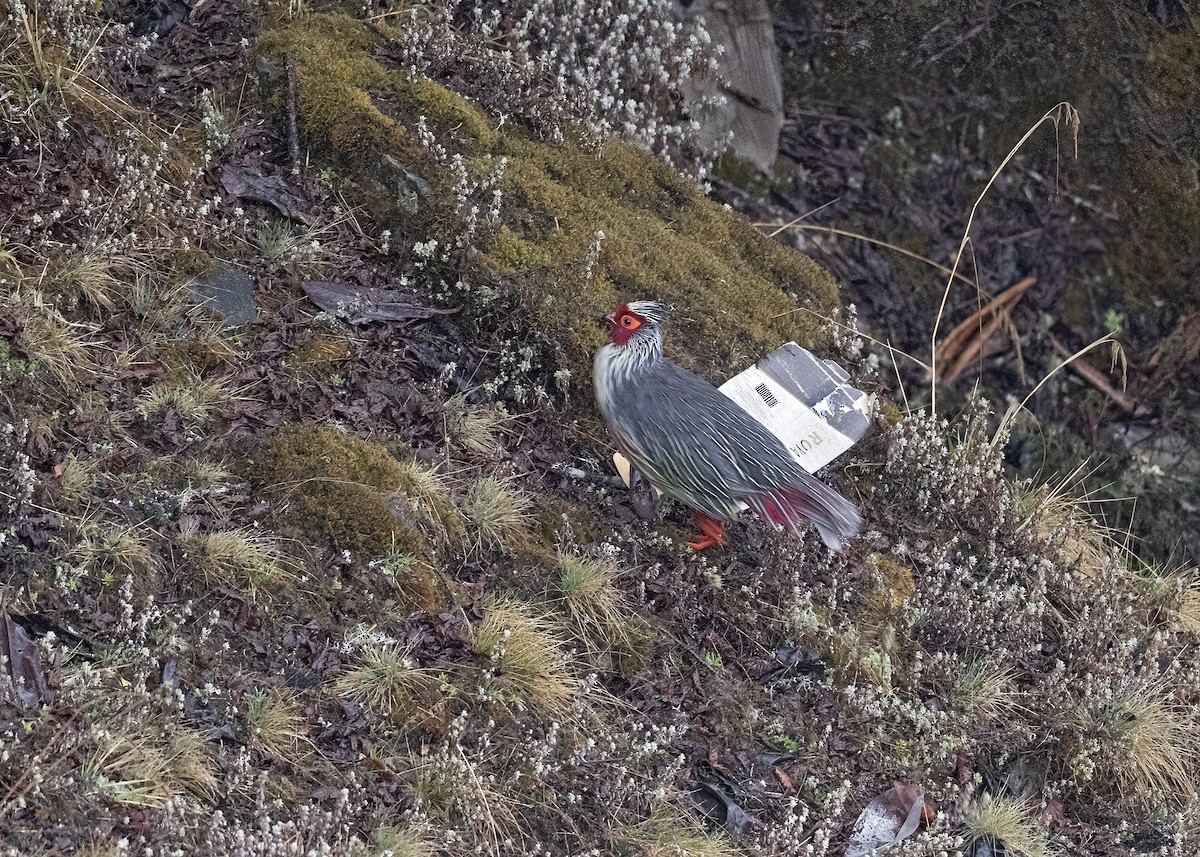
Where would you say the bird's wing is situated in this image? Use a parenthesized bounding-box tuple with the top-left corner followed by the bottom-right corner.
(616, 360, 799, 496)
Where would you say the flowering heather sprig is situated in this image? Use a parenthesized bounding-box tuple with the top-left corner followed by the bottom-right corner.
(386, 0, 723, 178)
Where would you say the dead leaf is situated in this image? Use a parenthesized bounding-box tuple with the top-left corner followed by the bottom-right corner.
(301, 280, 457, 324)
(694, 782, 754, 835)
(220, 165, 313, 224)
(845, 782, 927, 857)
(0, 612, 48, 708)
(1043, 796, 1070, 830)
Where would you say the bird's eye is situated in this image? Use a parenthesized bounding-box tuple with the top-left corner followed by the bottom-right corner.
(621, 315, 641, 330)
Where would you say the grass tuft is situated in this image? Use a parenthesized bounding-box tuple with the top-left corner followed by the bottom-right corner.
(962, 794, 1059, 857)
(471, 596, 579, 719)
(6, 288, 97, 388)
(1179, 571, 1200, 634)
(555, 550, 653, 671)
(179, 524, 293, 598)
(1016, 465, 1128, 579)
(443, 392, 510, 457)
(368, 824, 437, 857)
(1070, 680, 1199, 806)
(57, 453, 100, 508)
(336, 635, 436, 722)
(136, 374, 236, 426)
(949, 658, 1020, 722)
(462, 475, 530, 552)
(244, 688, 310, 759)
(71, 521, 157, 578)
(393, 458, 465, 544)
(619, 804, 741, 857)
(83, 725, 217, 808)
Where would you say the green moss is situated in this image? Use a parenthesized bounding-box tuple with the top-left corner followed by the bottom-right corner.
(486, 134, 838, 382)
(863, 552, 916, 618)
(712, 149, 776, 196)
(258, 15, 494, 159)
(258, 15, 402, 163)
(487, 226, 555, 273)
(392, 74, 495, 149)
(257, 12, 841, 391)
(877, 399, 904, 426)
(286, 333, 350, 379)
(251, 423, 427, 557)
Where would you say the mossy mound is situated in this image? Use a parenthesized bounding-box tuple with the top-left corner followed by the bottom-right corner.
(251, 423, 456, 560)
(258, 13, 841, 388)
(490, 134, 839, 379)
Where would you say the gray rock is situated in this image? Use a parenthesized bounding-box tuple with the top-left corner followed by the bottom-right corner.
(188, 262, 258, 326)
(378, 154, 431, 216)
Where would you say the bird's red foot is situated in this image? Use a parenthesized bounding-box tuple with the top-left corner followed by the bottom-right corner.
(686, 512, 725, 550)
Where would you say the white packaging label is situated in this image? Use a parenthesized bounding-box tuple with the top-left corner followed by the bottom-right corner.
(718, 365, 856, 473)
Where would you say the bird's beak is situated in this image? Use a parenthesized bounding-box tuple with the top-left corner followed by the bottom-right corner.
(597, 312, 612, 329)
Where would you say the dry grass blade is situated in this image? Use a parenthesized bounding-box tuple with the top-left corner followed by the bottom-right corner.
(934, 276, 1036, 384)
(4, 2, 158, 146)
(757, 221, 982, 294)
(83, 725, 216, 807)
(1048, 333, 1133, 413)
(990, 331, 1126, 451)
(949, 658, 1022, 722)
(368, 824, 437, 857)
(70, 519, 157, 577)
(932, 102, 1080, 415)
(1015, 462, 1129, 577)
(136, 374, 240, 425)
(5, 288, 98, 387)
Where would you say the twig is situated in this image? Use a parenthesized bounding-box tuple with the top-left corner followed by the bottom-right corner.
(555, 464, 625, 489)
(1048, 334, 1134, 413)
(285, 50, 301, 173)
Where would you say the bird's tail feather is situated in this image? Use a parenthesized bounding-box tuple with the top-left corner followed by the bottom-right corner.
(745, 476, 863, 551)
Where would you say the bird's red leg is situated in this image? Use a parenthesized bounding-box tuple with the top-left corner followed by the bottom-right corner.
(687, 512, 725, 550)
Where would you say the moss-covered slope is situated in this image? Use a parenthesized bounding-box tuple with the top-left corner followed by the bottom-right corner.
(259, 13, 840, 384)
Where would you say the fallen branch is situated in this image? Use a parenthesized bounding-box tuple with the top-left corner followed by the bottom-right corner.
(934, 276, 1036, 384)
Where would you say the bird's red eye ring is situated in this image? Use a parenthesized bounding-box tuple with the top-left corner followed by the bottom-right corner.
(620, 314, 641, 330)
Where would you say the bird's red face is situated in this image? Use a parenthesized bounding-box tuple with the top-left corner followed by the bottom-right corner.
(606, 304, 645, 346)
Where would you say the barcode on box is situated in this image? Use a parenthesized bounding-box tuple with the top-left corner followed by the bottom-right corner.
(755, 383, 779, 408)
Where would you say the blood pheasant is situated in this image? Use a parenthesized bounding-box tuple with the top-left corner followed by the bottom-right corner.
(593, 300, 862, 550)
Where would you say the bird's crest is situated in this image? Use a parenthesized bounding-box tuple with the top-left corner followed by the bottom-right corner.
(620, 300, 667, 327)
(608, 300, 667, 346)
